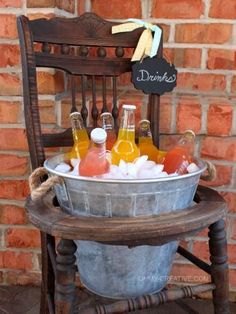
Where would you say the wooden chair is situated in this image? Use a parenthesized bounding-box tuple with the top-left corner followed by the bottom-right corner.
(17, 12, 230, 314)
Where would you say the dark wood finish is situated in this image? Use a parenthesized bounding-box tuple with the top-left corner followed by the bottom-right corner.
(81, 284, 215, 314)
(18, 12, 229, 314)
(209, 220, 230, 314)
(55, 239, 77, 314)
(25, 186, 227, 245)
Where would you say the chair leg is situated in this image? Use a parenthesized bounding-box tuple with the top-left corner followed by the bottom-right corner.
(55, 239, 77, 314)
(209, 219, 230, 314)
(40, 232, 55, 314)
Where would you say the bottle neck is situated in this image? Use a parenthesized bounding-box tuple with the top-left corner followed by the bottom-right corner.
(118, 109, 136, 141)
(139, 121, 153, 144)
(177, 133, 195, 155)
(101, 114, 113, 131)
(71, 117, 88, 143)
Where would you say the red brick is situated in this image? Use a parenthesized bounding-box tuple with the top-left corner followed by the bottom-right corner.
(0, 45, 20, 67)
(6, 228, 41, 248)
(227, 244, 236, 265)
(0, 129, 28, 150)
(0, 73, 21, 96)
(56, 0, 74, 13)
(0, 14, 17, 39)
(0, 205, 27, 224)
(77, 0, 85, 15)
(27, 0, 54, 7)
(37, 71, 64, 94)
(220, 192, 236, 213)
(232, 76, 236, 93)
(27, 13, 55, 20)
(0, 180, 29, 200)
(177, 73, 226, 92)
(170, 263, 210, 284)
(201, 164, 232, 187)
(231, 218, 236, 241)
(159, 95, 172, 133)
(0, 101, 21, 123)
(0, 251, 33, 270)
(176, 97, 201, 133)
(229, 269, 236, 289)
(0, 154, 29, 176)
(209, 0, 236, 19)
(152, 0, 203, 19)
(192, 241, 210, 262)
(91, 0, 141, 18)
(196, 227, 209, 238)
(159, 24, 170, 43)
(207, 49, 236, 70)
(175, 24, 232, 44)
(164, 48, 201, 68)
(159, 134, 180, 151)
(201, 137, 236, 162)
(39, 100, 56, 124)
(207, 103, 233, 136)
(0, 0, 21, 7)
(5, 270, 41, 286)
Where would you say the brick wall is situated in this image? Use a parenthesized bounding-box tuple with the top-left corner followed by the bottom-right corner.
(0, 0, 236, 296)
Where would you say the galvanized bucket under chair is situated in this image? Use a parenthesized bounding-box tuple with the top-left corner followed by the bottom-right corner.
(29, 154, 214, 299)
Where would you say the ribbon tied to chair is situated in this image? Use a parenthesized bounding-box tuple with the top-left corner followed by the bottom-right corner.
(112, 18, 162, 62)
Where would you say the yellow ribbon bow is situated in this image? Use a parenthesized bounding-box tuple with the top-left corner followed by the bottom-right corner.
(112, 19, 162, 62)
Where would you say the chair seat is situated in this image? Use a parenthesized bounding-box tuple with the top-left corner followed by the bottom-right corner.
(25, 185, 227, 246)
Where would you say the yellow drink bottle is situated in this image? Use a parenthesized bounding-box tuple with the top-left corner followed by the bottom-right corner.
(111, 104, 140, 165)
(100, 112, 116, 151)
(66, 112, 90, 160)
(138, 119, 159, 162)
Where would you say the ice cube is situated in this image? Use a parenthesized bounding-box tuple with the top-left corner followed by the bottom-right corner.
(142, 160, 156, 169)
(137, 169, 154, 179)
(119, 159, 128, 175)
(127, 162, 137, 178)
(152, 164, 164, 175)
(70, 158, 80, 168)
(134, 155, 148, 172)
(154, 171, 168, 178)
(54, 162, 71, 173)
(187, 163, 200, 173)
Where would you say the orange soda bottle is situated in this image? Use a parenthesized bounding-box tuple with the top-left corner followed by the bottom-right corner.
(111, 104, 140, 165)
(100, 112, 116, 151)
(163, 130, 195, 175)
(138, 119, 159, 162)
(79, 128, 110, 176)
(66, 112, 90, 160)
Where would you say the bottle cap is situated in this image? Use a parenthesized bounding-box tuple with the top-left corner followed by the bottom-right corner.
(91, 128, 107, 144)
(122, 104, 136, 110)
(139, 119, 150, 124)
(100, 112, 112, 118)
(70, 111, 81, 119)
(184, 129, 196, 138)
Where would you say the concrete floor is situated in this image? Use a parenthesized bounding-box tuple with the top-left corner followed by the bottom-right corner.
(0, 286, 236, 314)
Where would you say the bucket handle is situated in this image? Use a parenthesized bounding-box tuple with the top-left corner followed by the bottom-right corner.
(29, 167, 62, 201)
(200, 161, 216, 181)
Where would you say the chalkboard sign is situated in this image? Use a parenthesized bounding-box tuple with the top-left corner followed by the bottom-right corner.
(131, 57, 177, 95)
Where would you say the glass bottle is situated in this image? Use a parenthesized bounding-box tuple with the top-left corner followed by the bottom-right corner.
(163, 130, 195, 175)
(100, 112, 116, 151)
(66, 112, 90, 160)
(138, 119, 159, 162)
(111, 104, 140, 165)
(79, 128, 110, 177)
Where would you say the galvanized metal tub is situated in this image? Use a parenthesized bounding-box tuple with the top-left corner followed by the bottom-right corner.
(44, 154, 206, 299)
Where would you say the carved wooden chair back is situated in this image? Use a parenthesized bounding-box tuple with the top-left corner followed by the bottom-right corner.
(17, 12, 162, 170)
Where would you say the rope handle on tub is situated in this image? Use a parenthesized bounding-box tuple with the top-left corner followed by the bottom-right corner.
(200, 161, 216, 182)
(29, 167, 62, 201)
